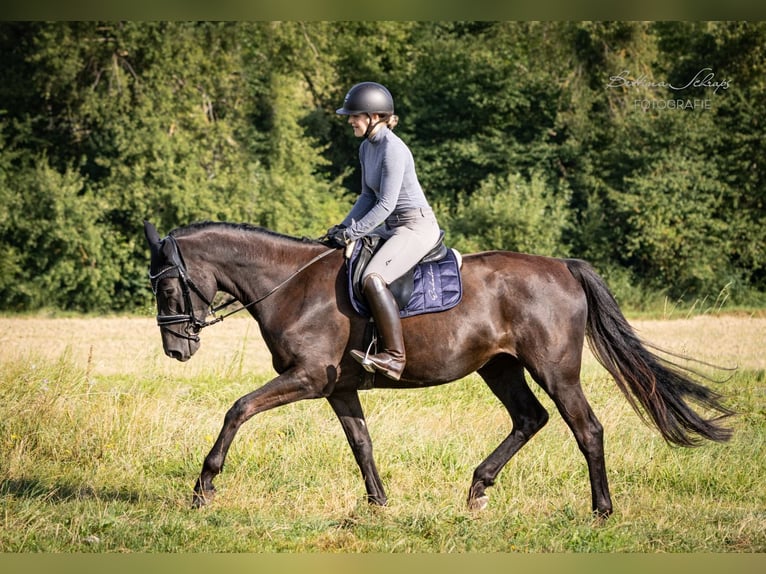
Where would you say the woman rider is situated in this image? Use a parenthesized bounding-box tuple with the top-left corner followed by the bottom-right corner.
(327, 82, 441, 381)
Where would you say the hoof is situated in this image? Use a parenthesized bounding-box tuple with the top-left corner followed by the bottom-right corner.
(468, 494, 489, 511)
(592, 508, 612, 522)
(367, 495, 388, 507)
(191, 488, 216, 509)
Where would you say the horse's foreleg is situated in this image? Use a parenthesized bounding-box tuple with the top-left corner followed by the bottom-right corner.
(193, 369, 321, 508)
(469, 357, 549, 511)
(326, 390, 387, 506)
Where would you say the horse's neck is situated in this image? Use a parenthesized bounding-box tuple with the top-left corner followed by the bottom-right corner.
(200, 230, 319, 302)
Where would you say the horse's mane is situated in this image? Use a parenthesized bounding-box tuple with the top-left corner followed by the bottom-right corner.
(169, 220, 318, 245)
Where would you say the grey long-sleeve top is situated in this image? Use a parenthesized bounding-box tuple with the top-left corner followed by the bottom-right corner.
(341, 127, 431, 240)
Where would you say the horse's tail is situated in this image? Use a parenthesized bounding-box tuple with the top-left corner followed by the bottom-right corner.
(564, 258, 734, 446)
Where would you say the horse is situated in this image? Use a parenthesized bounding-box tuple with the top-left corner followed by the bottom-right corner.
(143, 219, 733, 517)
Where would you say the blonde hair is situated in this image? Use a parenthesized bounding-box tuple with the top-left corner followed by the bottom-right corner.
(385, 114, 399, 130)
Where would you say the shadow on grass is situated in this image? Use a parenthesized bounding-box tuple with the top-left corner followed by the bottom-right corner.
(1, 477, 145, 504)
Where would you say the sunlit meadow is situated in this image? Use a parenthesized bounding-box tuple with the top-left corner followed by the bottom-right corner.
(0, 314, 764, 552)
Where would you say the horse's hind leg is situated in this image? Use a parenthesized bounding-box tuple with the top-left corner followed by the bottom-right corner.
(468, 355, 549, 511)
(532, 364, 613, 518)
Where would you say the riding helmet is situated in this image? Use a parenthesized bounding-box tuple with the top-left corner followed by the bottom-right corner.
(336, 82, 394, 116)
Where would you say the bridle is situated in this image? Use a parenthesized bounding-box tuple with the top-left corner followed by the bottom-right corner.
(149, 235, 222, 342)
(149, 234, 335, 342)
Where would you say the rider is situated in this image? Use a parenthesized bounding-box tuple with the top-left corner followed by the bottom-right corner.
(327, 81, 441, 381)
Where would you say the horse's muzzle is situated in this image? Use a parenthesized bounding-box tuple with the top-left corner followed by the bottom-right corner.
(166, 348, 191, 362)
(161, 328, 200, 362)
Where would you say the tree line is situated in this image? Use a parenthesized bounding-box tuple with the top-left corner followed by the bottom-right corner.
(1, 21, 764, 313)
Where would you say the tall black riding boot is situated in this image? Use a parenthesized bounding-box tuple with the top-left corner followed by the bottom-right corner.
(350, 274, 406, 380)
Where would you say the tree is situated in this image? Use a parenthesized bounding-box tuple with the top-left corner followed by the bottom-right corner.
(1, 21, 765, 312)
(445, 171, 571, 256)
(248, 72, 346, 237)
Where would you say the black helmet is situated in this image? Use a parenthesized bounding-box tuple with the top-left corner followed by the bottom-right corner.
(336, 82, 394, 116)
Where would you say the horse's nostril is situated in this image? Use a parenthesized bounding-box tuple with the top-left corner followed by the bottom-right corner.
(167, 349, 184, 361)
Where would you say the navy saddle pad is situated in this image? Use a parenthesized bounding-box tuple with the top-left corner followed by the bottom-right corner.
(346, 235, 463, 319)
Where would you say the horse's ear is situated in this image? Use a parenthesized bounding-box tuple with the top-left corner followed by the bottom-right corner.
(144, 220, 162, 247)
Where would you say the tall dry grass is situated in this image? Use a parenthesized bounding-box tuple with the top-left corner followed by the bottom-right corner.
(0, 314, 764, 552)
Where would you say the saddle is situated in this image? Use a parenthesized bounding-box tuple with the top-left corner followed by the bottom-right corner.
(346, 232, 463, 319)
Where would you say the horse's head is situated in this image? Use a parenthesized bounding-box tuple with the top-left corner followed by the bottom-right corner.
(144, 220, 215, 362)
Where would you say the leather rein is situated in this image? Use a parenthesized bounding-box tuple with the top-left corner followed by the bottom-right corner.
(149, 234, 335, 341)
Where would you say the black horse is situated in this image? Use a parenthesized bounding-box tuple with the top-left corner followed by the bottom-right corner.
(144, 220, 733, 517)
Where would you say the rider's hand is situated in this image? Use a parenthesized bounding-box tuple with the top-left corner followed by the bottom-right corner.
(321, 225, 349, 248)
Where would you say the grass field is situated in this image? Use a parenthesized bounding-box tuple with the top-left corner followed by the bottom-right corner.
(0, 314, 764, 552)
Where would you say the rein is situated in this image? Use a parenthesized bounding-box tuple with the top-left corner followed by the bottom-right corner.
(150, 235, 336, 340)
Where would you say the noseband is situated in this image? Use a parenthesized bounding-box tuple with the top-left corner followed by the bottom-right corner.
(149, 234, 336, 341)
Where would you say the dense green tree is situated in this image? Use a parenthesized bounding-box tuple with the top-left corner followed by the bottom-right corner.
(0, 127, 25, 306)
(1, 21, 764, 312)
(0, 156, 106, 311)
(247, 72, 346, 237)
(400, 22, 565, 204)
(654, 21, 766, 291)
(445, 171, 571, 256)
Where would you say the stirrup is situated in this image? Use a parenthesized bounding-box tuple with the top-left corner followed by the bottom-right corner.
(350, 350, 376, 373)
(351, 334, 378, 373)
(350, 350, 404, 380)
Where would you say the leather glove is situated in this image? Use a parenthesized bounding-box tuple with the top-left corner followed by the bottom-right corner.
(327, 226, 349, 248)
(321, 225, 348, 248)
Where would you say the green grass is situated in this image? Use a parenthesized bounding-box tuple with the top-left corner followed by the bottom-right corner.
(1, 349, 764, 552)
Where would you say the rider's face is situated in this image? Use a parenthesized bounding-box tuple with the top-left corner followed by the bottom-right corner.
(348, 113, 378, 138)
